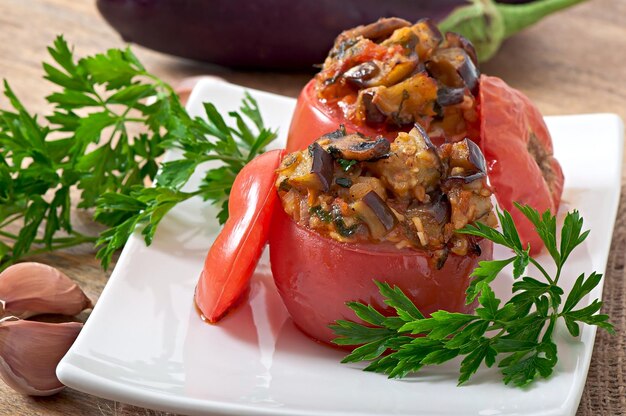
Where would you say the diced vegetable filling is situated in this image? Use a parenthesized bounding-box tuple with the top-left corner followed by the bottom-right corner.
(317, 17, 480, 143)
(276, 127, 497, 263)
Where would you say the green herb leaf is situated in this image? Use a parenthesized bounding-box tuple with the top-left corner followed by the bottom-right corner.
(332, 205, 614, 387)
(0, 36, 276, 271)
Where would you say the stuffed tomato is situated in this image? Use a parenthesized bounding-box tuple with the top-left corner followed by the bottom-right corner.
(287, 17, 564, 253)
(269, 127, 495, 344)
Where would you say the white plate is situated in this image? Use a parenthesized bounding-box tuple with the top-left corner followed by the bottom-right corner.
(57, 79, 624, 416)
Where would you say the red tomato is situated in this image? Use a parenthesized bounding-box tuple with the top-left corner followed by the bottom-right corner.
(479, 75, 564, 253)
(287, 76, 564, 253)
(268, 207, 493, 345)
(195, 149, 284, 323)
(286, 79, 397, 153)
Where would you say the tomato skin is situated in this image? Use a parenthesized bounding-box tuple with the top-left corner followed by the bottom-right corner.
(287, 80, 397, 153)
(479, 75, 564, 253)
(268, 207, 493, 345)
(195, 149, 285, 323)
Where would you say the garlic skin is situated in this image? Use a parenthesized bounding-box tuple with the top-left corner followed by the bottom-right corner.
(0, 318, 82, 396)
(0, 262, 93, 319)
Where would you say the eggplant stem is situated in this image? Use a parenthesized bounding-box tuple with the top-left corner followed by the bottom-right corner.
(497, 0, 587, 38)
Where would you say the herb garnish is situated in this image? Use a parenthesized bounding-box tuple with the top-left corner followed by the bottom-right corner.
(0, 37, 276, 271)
(331, 204, 613, 387)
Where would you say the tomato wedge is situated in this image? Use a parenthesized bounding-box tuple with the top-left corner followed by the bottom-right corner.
(479, 75, 564, 253)
(195, 149, 284, 322)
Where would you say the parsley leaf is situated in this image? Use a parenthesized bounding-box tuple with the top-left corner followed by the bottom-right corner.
(0, 36, 276, 271)
(332, 204, 614, 387)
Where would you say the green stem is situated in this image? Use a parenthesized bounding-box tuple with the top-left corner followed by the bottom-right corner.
(0, 213, 24, 229)
(497, 0, 587, 38)
(529, 257, 554, 285)
(0, 230, 18, 240)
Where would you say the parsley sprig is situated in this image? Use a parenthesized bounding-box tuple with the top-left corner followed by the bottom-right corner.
(331, 204, 614, 387)
(94, 93, 276, 269)
(0, 36, 276, 271)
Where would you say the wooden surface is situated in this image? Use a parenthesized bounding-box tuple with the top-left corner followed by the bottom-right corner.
(0, 0, 624, 415)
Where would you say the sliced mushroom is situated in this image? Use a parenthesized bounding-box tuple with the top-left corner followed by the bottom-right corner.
(352, 190, 397, 239)
(325, 133, 390, 161)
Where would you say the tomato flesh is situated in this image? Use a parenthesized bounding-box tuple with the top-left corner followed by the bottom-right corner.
(268, 207, 493, 345)
(195, 149, 284, 322)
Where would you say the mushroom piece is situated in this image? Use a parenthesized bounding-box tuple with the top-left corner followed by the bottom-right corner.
(352, 191, 397, 239)
(325, 133, 390, 162)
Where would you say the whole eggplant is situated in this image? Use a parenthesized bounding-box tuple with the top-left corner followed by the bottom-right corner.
(97, 0, 585, 69)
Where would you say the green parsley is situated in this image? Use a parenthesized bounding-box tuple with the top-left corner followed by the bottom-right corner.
(0, 36, 276, 271)
(331, 203, 614, 387)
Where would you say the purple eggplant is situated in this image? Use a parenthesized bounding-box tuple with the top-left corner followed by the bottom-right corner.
(97, 0, 587, 69)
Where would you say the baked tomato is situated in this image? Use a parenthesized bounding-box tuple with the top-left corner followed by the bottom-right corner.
(268, 207, 493, 345)
(287, 76, 564, 253)
(195, 149, 284, 322)
(479, 75, 564, 253)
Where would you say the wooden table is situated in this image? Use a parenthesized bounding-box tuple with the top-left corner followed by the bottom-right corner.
(0, 1, 624, 415)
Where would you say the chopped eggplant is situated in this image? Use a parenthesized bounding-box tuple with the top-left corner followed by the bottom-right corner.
(413, 18, 444, 60)
(335, 177, 353, 188)
(445, 32, 478, 66)
(359, 89, 386, 124)
(326, 133, 390, 161)
(370, 72, 439, 125)
(352, 190, 397, 239)
(348, 17, 411, 42)
(426, 48, 479, 94)
(343, 62, 381, 87)
(444, 138, 487, 183)
(309, 142, 334, 192)
(437, 86, 465, 107)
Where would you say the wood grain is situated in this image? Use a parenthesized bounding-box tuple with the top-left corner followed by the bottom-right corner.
(0, 0, 624, 415)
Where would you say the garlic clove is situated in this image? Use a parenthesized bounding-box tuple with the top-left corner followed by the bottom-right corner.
(0, 317, 82, 396)
(0, 262, 93, 319)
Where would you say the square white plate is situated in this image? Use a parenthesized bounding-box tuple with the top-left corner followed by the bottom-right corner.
(57, 79, 624, 416)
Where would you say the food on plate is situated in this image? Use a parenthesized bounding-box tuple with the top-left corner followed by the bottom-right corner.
(268, 127, 495, 343)
(195, 16, 564, 344)
(287, 18, 564, 253)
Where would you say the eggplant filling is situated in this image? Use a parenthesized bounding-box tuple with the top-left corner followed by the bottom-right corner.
(317, 18, 480, 143)
(276, 127, 497, 259)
